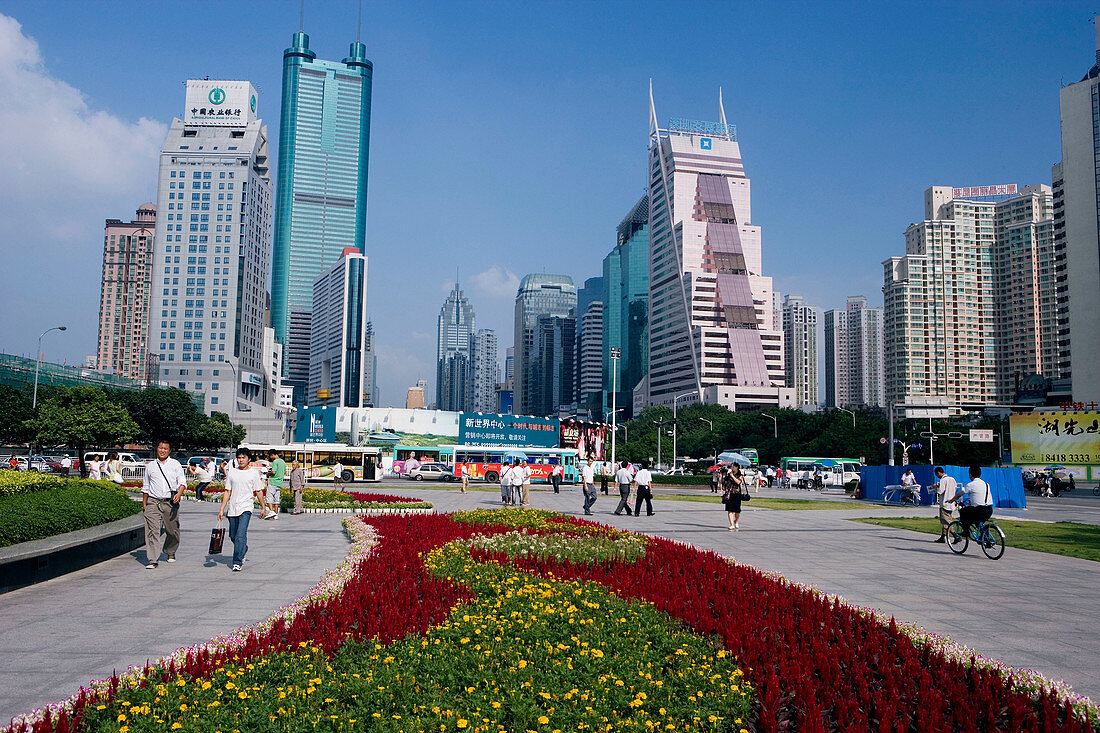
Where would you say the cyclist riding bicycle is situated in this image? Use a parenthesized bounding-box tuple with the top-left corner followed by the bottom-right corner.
(947, 465, 993, 535)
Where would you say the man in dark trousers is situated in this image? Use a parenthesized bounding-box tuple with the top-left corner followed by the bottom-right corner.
(633, 460, 654, 517)
(550, 464, 562, 493)
(613, 461, 634, 516)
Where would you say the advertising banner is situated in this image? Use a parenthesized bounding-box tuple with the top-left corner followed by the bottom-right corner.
(295, 406, 337, 444)
(559, 420, 608, 461)
(184, 80, 258, 127)
(1010, 411, 1100, 465)
(458, 412, 559, 448)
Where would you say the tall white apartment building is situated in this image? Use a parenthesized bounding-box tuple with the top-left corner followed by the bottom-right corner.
(152, 80, 280, 435)
(309, 248, 370, 408)
(98, 204, 156, 381)
(824, 296, 884, 408)
(468, 329, 499, 413)
(646, 93, 791, 412)
(577, 300, 604, 413)
(1057, 24, 1100, 402)
(782, 295, 818, 407)
(993, 185, 1058, 400)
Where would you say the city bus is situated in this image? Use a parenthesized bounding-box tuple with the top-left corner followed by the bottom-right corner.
(241, 443, 383, 483)
(445, 445, 579, 483)
(734, 448, 760, 465)
(390, 445, 449, 476)
(780, 456, 861, 488)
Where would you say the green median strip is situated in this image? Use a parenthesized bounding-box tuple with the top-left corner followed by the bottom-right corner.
(850, 517, 1100, 563)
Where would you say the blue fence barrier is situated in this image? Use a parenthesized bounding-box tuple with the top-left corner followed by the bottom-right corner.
(860, 465, 1026, 509)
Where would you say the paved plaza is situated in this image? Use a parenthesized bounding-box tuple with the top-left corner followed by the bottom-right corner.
(1, 484, 1097, 724)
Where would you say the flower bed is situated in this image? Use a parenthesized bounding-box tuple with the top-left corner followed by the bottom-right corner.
(10, 508, 1096, 733)
(279, 488, 433, 514)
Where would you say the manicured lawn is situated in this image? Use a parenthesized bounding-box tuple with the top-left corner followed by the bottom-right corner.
(851, 517, 1100, 562)
(653, 493, 860, 509)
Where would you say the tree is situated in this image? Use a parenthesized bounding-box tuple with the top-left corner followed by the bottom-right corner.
(0, 384, 33, 445)
(114, 387, 204, 448)
(26, 387, 139, 477)
(193, 412, 246, 453)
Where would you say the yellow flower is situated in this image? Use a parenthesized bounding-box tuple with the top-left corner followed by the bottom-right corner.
(458, 720, 469, 729)
(538, 716, 550, 724)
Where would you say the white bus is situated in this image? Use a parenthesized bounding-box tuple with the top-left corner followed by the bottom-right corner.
(241, 443, 383, 483)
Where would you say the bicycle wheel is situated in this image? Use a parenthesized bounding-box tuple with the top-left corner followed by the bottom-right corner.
(946, 521, 968, 554)
(980, 523, 1005, 560)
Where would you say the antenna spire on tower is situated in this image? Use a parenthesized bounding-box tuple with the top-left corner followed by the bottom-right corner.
(648, 79, 659, 138)
(718, 86, 728, 129)
(299, 0, 305, 31)
(357, 0, 363, 41)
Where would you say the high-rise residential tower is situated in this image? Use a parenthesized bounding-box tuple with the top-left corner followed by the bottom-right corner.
(270, 31, 373, 406)
(98, 204, 156, 381)
(151, 80, 279, 430)
(1057, 24, 1100, 401)
(602, 195, 649, 419)
(308, 248, 370, 408)
(824, 296, 884, 408)
(362, 320, 378, 407)
(469, 329, 499, 413)
(436, 283, 476, 412)
(646, 92, 790, 411)
(575, 276, 604, 414)
(782, 295, 818, 408)
(514, 274, 576, 416)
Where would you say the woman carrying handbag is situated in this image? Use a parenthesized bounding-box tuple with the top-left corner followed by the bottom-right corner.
(722, 465, 745, 531)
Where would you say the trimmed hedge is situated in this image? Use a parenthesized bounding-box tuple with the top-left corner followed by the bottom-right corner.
(0, 481, 142, 548)
(0, 471, 68, 496)
(650, 474, 712, 485)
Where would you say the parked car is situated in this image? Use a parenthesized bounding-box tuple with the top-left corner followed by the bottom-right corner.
(3, 456, 28, 471)
(408, 462, 452, 481)
(84, 452, 144, 479)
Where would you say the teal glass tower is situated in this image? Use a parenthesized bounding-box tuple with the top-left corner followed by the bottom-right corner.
(270, 31, 373, 406)
(602, 196, 649, 418)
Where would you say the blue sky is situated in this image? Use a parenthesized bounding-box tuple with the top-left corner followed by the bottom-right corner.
(0, 1, 1094, 406)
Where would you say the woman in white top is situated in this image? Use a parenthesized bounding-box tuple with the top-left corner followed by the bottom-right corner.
(218, 447, 264, 572)
(87, 457, 102, 480)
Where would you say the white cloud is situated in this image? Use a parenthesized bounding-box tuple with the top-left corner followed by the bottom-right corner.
(0, 13, 166, 358)
(471, 265, 520, 298)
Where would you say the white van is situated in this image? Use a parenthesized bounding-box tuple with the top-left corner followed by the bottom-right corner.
(84, 452, 144, 479)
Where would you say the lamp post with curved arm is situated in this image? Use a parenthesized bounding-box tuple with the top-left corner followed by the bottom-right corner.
(32, 326, 67, 410)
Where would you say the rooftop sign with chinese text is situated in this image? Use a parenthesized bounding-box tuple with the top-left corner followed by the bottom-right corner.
(184, 80, 258, 127)
(952, 184, 1017, 199)
(458, 412, 560, 448)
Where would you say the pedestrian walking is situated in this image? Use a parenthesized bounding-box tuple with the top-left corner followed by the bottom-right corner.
(88, 455, 102, 480)
(460, 462, 470, 493)
(333, 460, 344, 491)
(500, 461, 514, 505)
(722, 465, 745, 531)
(289, 458, 305, 514)
(634, 460, 654, 516)
(265, 449, 286, 520)
(189, 458, 213, 502)
(710, 466, 721, 493)
(218, 447, 265, 572)
(766, 465, 776, 487)
(60, 455, 72, 477)
(613, 460, 634, 516)
(520, 459, 532, 506)
(105, 451, 123, 484)
(550, 464, 562, 493)
(141, 440, 187, 569)
(932, 466, 957, 543)
(600, 462, 611, 495)
(581, 458, 597, 515)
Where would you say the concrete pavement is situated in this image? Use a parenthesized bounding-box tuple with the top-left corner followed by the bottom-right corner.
(2, 482, 1096, 724)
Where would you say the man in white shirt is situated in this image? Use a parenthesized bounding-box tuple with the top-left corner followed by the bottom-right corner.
(613, 461, 634, 516)
(460, 462, 470, 494)
(948, 465, 994, 536)
(520, 460, 533, 506)
(901, 468, 921, 504)
(60, 455, 72, 477)
(633, 460, 654, 516)
(333, 461, 344, 491)
(141, 440, 187, 569)
(931, 466, 958, 543)
(580, 458, 597, 515)
(500, 462, 514, 505)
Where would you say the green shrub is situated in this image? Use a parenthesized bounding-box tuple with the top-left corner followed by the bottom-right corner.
(0, 481, 142, 547)
(650, 474, 712, 485)
(0, 471, 68, 496)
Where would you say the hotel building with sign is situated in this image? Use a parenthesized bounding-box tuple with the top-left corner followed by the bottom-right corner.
(149, 79, 285, 442)
(643, 92, 792, 411)
(270, 32, 374, 407)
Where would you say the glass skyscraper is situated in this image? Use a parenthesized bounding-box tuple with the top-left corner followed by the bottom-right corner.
(602, 196, 649, 418)
(436, 283, 476, 411)
(270, 31, 373, 406)
(514, 274, 576, 417)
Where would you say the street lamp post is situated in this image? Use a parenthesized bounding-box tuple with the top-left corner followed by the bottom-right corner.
(609, 347, 620, 468)
(32, 325, 67, 410)
(762, 412, 777, 439)
(605, 407, 623, 467)
(672, 391, 696, 472)
(698, 416, 715, 465)
(837, 407, 855, 429)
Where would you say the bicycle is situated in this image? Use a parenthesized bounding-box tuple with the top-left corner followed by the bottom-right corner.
(946, 518, 1005, 560)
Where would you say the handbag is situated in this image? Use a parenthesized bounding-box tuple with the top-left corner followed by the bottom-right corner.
(209, 520, 226, 554)
(741, 489, 752, 501)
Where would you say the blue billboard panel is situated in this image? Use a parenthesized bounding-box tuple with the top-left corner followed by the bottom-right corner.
(459, 412, 559, 448)
(295, 406, 337, 443)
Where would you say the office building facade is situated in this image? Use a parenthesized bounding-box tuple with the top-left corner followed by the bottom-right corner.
(577, 299, 603, 415)
(362, 320, 378, 407)
(647, 97, 789, 411)
(270, 32, 373, 406)
(1057, 27, 1100, 402)
(468, 329, 499, 413)
(514, 274, 576, 416)
(436, 283, 476, 412)
(308, 248, 370, 408)
(98, 204, 156, 381)
(602, 195, 649, 418)
(151, 80, 279, 431)
(782, 294, 818, 407)
(824, 296, 884, 408)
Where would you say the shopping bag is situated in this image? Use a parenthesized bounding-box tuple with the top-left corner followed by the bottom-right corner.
(208, 522, 225, 554)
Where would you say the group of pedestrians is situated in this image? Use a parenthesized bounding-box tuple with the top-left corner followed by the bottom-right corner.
(142, 444, 309, 573)
(499, 459, 533, 506)
(578, 458, 653, 517)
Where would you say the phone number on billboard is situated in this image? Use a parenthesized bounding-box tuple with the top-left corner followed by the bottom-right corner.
(1041, 453, 1097, 463)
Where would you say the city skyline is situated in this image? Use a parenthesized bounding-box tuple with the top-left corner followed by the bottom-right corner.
(0, 3, 1095, 407)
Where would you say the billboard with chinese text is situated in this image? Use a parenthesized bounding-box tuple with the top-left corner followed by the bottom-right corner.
(1010, 411, 1100, 465)
(458, 412, 560, 448)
